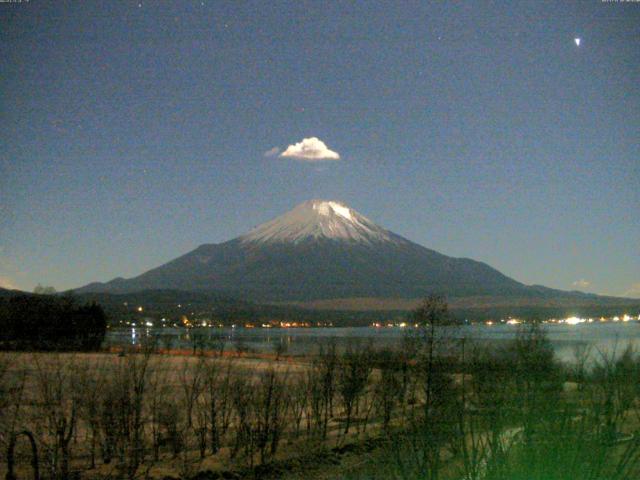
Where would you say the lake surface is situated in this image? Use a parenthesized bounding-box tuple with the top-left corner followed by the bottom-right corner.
(105, 321, 640, 364)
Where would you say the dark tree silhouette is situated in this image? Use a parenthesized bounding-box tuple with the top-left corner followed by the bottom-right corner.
(0, 294, 107, 351)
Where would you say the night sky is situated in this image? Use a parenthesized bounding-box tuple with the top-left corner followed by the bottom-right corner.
(1, 1, 638, 296)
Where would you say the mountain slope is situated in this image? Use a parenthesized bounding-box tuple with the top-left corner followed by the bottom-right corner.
(78, 200, 531, 300)
(75, 200, 628, 305)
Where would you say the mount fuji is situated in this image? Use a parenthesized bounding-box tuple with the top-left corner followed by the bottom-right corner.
(76, 200, 627, 308)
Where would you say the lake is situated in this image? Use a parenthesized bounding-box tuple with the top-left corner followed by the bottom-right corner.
(105, 321, 640, 364)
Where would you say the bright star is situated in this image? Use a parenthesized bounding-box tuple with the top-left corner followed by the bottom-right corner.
(574, 38, 581, 47)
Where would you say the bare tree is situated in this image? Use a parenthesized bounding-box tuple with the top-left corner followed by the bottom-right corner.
(201, 358, 232, 455)
(392, 295, 457, 480)
(32, 354, 78, 479)
(75, 357, 108, 469)
(147, 362, 169, 462)
(157, 399, 183, 459)
(272, 338, 289, 361)
(337, 343, 372, 436)
(254, 368, 289, 463)
(179, 357, 206, 430)
(288, 373, 309, 440)
(306, 342, 338, 440)
(6, 430, 40, 480)
(230, 373, 261, 467)
(99, 351, 151, 479)
(0, 353, 26, 460)
(374, 349, 404, 432)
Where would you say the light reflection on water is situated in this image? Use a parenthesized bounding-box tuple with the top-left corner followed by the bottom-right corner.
(106, 322, 640, 364)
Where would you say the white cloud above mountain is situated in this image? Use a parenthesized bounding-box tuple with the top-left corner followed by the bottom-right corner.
(280, 137, 340, 161)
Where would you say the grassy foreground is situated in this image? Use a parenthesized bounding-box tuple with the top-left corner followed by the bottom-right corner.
(2, 320, 640, 480)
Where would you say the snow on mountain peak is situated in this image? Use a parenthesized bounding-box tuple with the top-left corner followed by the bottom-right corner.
(240, 200, 401, 245)
(314, 201, 352, 220)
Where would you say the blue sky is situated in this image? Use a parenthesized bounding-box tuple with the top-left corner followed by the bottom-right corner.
(1, 1, 639, 296)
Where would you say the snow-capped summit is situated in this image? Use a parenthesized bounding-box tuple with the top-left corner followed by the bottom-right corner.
(240, 200, 400, 244)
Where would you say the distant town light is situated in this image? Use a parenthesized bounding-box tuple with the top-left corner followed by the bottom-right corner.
(564, 316, 585, 325)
